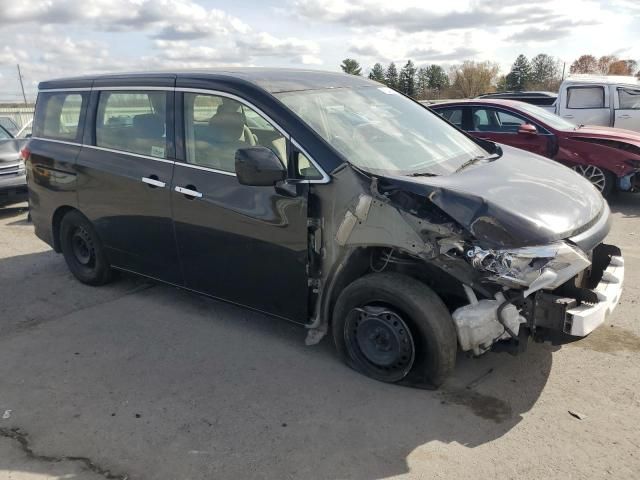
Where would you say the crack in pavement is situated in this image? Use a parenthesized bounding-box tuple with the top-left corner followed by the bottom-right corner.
(0, 427, 129, 479)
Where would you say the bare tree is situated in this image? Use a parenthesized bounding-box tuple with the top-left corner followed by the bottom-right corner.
(570, 55, 598, 74)
(449, 61, 500, 98)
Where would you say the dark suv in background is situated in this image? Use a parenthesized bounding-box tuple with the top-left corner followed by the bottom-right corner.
(24, 69, 624, 388)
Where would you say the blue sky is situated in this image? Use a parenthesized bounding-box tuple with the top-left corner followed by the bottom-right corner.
(0, 0, 638, 101)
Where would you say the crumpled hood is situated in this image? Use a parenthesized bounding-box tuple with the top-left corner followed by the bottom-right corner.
(0, 139, 24, 164)
(378, 145, 605, 249)
(567, 125, 640, 147)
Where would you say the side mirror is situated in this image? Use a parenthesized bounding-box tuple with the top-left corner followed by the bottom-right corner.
(518, 124, 538, 135)
(235, 146, 286, 186)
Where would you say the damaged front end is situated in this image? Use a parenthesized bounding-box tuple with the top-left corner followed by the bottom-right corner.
(455, 241, 624, 355)
(307, 157, 624, 359)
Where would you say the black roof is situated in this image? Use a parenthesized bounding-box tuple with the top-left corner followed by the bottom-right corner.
(38, 68, 378, 94)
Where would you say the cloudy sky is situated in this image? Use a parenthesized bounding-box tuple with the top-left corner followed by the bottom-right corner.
(0, 0, 638, 101)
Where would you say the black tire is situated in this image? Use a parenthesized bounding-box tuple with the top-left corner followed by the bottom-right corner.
(572, 164, 615, 197)
(332, 273, 457, 388)
(60, 210, 113, 286)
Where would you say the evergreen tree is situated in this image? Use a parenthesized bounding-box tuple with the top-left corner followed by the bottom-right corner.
(398, 60, 417, 96)
(385, 62, 399, 89)
(368, 63, 386, 83)
(505, 54, 531, 91)
(426, 64, 449, 91)
(340, 58, 362, 76)
(416, 67, 430, 99)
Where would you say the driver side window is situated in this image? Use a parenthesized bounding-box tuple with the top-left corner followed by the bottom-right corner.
(184, 93, 287, 173)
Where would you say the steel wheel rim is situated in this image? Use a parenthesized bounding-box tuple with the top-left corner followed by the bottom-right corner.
(344, 305, 415, 382)
(71, 226, 95, 267)
(572, 164, 607, 192)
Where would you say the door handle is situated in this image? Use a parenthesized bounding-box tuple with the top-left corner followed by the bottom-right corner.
(175, 185, 203, 198)
(563, 115, 574, 119)
(142, 176, 166, 188)
(618, 114, 631, 119)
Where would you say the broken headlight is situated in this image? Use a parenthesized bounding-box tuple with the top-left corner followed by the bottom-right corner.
(467, 242, 590, 292)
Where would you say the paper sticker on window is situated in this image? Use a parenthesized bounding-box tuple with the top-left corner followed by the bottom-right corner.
(378, 87, 398, 95)
(151, 146, 165, 158)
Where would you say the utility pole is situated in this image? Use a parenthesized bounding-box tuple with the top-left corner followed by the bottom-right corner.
(561, 62, 566, 81)
(16, 64, 28, 106)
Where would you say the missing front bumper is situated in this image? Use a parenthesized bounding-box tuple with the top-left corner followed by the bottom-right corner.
(532, 244, 624, 340)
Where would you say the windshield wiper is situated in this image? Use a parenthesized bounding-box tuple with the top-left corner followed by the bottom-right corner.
(455, 155, 485, 173)
(455, 153, 500, 173)
(407, 172, 438, 177)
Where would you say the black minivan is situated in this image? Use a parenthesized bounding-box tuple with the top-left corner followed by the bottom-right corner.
(25, 69, 624, 388)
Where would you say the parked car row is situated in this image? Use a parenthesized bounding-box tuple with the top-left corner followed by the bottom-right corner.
(23, 69, 625, 387)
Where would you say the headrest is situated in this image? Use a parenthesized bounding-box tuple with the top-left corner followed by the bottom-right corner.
(133, 114, 164, 138)
(208, 111, 245, 143)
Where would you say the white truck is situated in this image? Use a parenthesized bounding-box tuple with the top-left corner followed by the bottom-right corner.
(555, 75, 640, 131)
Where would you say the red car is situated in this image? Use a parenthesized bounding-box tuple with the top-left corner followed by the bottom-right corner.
(430, 99, 640, 197)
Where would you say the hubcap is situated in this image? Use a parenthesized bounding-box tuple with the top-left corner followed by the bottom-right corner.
(572, 164, 607, 193)
(71, 226, 94, 266)
(345, 305, 415, 382)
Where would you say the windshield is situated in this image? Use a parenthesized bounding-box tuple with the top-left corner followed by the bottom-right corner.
(515, 102, 576, 130)
(276, 86, 488, 176)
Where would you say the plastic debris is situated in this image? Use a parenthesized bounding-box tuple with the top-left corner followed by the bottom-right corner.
(568, 410, 587, 420)
(2, 410, 11, 419)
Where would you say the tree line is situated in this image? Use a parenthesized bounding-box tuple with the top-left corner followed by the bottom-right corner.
(340, 53, 640, 100)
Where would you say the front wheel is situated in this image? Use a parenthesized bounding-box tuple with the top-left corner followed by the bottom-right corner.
(60, 210, 113, 286)
(572, 164, 615, 197)
(332, 273, 457, 388)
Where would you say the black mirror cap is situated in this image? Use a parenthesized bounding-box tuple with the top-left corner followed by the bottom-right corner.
(235, 146, 287, 186)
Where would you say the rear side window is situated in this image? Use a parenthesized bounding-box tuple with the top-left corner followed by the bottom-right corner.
(567, 87, 605, 109)
(96, 91, 168, 158)
(34, 92, 87, 141)
(437, 108, 463, 127)
(618, 88, 640, 110)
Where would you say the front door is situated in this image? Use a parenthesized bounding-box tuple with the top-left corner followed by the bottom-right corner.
(614, 86, 640, 132)
(77, 88, 181, 284)
(469, 107, 550, 157)
(171, 91, 309, 322)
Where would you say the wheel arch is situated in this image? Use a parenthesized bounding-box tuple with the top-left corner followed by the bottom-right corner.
(51, 205, 81, 252)
(319, 246, 468, 332)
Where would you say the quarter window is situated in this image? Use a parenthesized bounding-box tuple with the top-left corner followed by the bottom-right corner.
(184, 93, 287, 174)
(618, 88, 640, 110)
(567, 87, 605, 109)
(96, 91, 168, 158)
(35, 92, 86, 141)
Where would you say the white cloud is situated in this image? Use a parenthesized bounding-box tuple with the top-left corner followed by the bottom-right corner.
(0, 0, 637, 101)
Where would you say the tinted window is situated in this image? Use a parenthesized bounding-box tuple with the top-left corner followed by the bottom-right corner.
(567, 87, 605, 109)
(35, 92, 86, 141)
(472, 107, 525, 133)
(184, 93, 287, 174)
(96, 91, 168, 158)
(437, 108, 463, 127)
(618, 88, 640, 110)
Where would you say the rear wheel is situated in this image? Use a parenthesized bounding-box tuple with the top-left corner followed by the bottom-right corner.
(60, 210, 113, 286)
(572, 164, 615, 197)
(333, 273, 457, 388)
